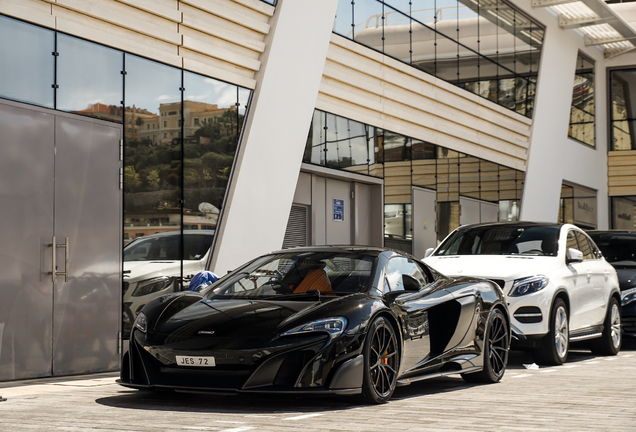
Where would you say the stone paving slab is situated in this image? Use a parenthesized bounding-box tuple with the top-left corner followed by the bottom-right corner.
(0, 341, 635, 432)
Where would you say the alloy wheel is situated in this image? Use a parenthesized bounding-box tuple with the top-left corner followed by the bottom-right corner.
(610, 302, 621, 349)
(488, 311, 509, 378)
(554, 305, 569, 359)
(369, 322, 398, 398)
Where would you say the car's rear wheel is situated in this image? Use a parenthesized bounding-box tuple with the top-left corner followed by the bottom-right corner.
(360, 316, 399, 404)
(462, 308, 509, 383)
(533, 298, 569, 365)
(590, 297, 621, 356)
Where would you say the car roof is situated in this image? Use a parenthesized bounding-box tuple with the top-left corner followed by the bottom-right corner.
(455, 221, 564, 231)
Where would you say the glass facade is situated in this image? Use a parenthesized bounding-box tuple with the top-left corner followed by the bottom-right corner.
(568, 53, 595, 147)
(610, 68, 636, 151)
(334, 0, 544, 118)
(304, 110, 524, 246)
(0, 14, 252, 337)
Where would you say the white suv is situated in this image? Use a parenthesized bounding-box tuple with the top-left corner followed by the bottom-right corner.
(122, 230, 215, 337)
(423, 222, 622, 365)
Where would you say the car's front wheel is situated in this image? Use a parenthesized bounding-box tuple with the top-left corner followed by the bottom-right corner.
(462, 308, 509, 383)
(590, 297, 622, 356)
(533, 298, 569, 365)
(360, 316, 399, 404)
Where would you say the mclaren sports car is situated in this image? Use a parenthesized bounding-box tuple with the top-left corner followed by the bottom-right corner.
(118, 246, 510, 403)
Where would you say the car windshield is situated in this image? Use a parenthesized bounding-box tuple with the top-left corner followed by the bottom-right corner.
(588, 233, 636, 268)
(206, 251, 376, 300)
(435, 225, 561, 257)
(123, 234, 213, 262)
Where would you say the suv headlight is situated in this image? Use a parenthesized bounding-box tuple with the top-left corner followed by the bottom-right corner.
(131, 276, 173, 297)
(509, 275, 549, 297)
(621, 287, 636, 305)
(282, 317, 347, 341)
(133, 312, 148, 333)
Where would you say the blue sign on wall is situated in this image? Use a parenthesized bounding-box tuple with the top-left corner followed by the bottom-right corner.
(333, 199, 344, 222)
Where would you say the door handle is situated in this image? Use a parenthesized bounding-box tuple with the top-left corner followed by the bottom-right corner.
(50, 236, 69, 282)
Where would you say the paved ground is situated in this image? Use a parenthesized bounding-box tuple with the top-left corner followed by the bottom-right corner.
(1, 340, 635, 432)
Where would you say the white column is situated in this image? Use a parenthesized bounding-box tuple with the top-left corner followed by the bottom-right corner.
(519, 8, 609, 228)
(210, 0, 340, 274)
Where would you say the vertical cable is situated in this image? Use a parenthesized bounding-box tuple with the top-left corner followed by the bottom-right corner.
(179, 71, 185, 290)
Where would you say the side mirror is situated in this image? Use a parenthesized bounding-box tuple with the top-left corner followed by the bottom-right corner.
(566, 248, 583, 264)
(402, 274, 422, 291)
(424, 248, 435, 258)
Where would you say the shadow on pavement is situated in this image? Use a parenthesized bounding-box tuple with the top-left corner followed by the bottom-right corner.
(95, 338, 636, 413)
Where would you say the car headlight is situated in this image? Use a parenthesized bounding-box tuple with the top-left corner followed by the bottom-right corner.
(509, 275, 549, 297)
(133, 312, 148, 333)
(621, 287, 636, 306)
(282, 317, 347, 341)
(131, 276, 173, 297)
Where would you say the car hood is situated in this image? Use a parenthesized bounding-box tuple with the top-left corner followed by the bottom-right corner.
(614, 268, 636, 291)
(424, 255, 562, 282)
(147, 294, 356, 344)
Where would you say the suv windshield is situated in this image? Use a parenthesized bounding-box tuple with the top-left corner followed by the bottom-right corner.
(123, 234, 213, 262)
(435, 225, 560, 257)
(588, 233, 636, 268)
(206, 251, 376, 299)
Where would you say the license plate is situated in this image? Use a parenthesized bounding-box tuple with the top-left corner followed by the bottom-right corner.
(175, 355, 216, 367)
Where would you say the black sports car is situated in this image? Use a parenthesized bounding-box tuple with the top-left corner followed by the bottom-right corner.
(118, 246, 510, 403)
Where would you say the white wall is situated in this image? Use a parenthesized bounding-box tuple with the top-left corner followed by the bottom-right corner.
(210, 0, 340, 274)
(517, 1, 610, 228)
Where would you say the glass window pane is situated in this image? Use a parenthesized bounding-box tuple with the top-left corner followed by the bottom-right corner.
(123, 53, 182, 241)
(0, 15, 54, 108)
(334, 1, 354, 38)
(184, 72, 248, 243)
(411, 19, 437, 75)
(57, 34, 123, 122)
(569, 54, 595, 147)
(353, 0, 384, 51)
(384, 5, 412, 63)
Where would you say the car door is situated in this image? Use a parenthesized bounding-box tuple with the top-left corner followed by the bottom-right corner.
(383, 256, 454, 374)
(566, 229, 595, 331)
(575, 231, 609, 326)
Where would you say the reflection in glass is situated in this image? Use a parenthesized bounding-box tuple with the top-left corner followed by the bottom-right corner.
(57, 34, 123, 122)
(569, 53, 595, 147)
(0, 15, 54, 108)
(123, 54, 182, 244)
(183, 71, 243, 238)
(335, 0, 544, 118)
(334, 0, 354, 38)
(610, 69, 636, 151)
(352, 0, 384, 52)
(303, 109, 524, 245)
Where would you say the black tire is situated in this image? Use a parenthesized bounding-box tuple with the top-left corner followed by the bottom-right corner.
(360, 316, 399, 404)
(533, 298, 569, 365)
(462, 308, 509, 383)
(590, 297, 622, 356)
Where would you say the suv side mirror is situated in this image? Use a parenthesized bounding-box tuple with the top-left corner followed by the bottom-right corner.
(402, 274, 422, 291)
(424, 248, 435, 258)
(566, 248, 583, 264)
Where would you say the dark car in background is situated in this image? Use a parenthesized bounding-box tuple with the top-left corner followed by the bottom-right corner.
(587, 231, 636, 337)
(118, 246, 510, 404)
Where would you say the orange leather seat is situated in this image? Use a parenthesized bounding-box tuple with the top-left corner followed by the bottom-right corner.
(293, 268, 333, 293)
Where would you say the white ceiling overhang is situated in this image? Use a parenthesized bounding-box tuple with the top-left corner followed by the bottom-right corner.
(532, 0, 636, 58)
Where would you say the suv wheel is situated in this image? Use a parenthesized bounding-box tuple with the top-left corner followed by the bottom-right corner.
(590, 297, 621, 356)
(533, 298, 569, 365)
